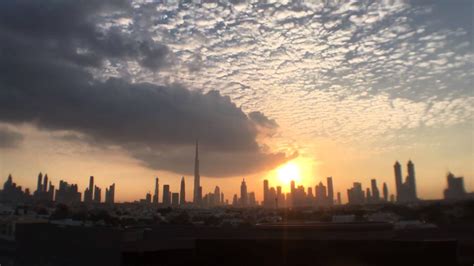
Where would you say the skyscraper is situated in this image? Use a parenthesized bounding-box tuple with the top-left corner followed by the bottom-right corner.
(327, 177, 334, 206)
(43, 174, 48, 193)
(193, 140, 201, 206)
(394, 160, 418, 203)
(84, 176, 94, 203)
(153, 177, 159, 204)
(180, 177, 186, 205)
(214, 186, 220, 205)
(407, 160, 417, 200)
(94, 185, 101, 203)
(248, 192, 256, 206)
(263, 179, 269, 207)
(371, 179, 380, 202)
(172, 193, 179, 207)
(444, 172, 466, 200)
(105, 183, 115, 204)
(347, 182, 365, 205)
(382, 182, 388, 201)
(316, 181, 327, 206)
(394, 161, 402, 201)
(36, 172, 43, 194)
(240, 179, 248, 207)
(163, 185, 171, 206)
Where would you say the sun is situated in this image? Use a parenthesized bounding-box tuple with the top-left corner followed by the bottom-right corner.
(276, 162, 301, 186)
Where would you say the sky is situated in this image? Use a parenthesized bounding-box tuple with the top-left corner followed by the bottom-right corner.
(0, 0, 472, 203)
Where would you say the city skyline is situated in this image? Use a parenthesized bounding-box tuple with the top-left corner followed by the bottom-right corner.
(1, 157, 471, 205)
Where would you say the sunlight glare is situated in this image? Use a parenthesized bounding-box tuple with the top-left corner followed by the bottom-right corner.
(277, 162, 301, 187)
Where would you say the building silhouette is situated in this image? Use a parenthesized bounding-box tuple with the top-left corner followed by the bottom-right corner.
(315, 181, 327, 206)
(163, 185, 171, 207)
(55, 180, 81, 205)
(213, 186, 221, 206)
(444, 172, 466, 200)
(33, 172, 54, 202)
(1, 174, 30, 203)
(180, 177, 186, 205)
(383, 182, 388, 201)
(84, 176, 94, 204)
(105, 183, 115, 204)
(240, 179, 248, 207)
(347, 182, 365, 205)
(263, 179, 269, 207)
(94, 186, 101, 203)
(370, 179, 380, 203)
(248, 192, 256, 206)
(394, 160, 418, 203)
(193, 140, 201, 206)
(153, 177, 159, 205)
(172, 193, 179, 207)
(327, 177, 334, 206)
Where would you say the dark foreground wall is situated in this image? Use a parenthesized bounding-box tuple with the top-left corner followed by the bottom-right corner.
(14, 223, 121, 266)
(122, 238, 458, 266)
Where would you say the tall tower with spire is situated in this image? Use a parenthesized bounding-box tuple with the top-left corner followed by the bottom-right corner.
(407, 160, 417, 200)
(193, 140, 201, 206)
(394, 161, 402, 201)
(180, 176, 186, 205)
(153, 177, 159, 204)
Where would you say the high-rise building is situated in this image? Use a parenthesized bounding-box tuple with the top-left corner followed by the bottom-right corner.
(394, 160, 418, 203)
(193, 140, 201, 206)
(180, 177, 186, 205)
(394, 161, 402, 201)
(407, 160, 417, 200)
(337, 192, 342, 205)
(240, 179, 248, 207)
(153, 177, 159, 204)
(43, 174, 48, 193)
(315, 181, 327, 206)
(366, 187, 372, 203)
(84, 176, 94, 203)
(172, 193, 179, 207)
(163, 185, 171, 206)
(1, 174, 30, 203)
(382, 182, 388, 201)
(371, 179, 380, 202)
(33, 172, 54, 202)
(327, 177, 334, 206)
(145, 192, 152, 204)
(232, 194, 238, 206)
(276, 186, 284, 208)
(93, 185, 101, 203)
(263, 179, 269, 207)
(55, 180, 81, 205)
(444, 172, 466, 200)
(347, 182, 365, 205)
(36, 172, 43, 194)
(105, 183, 115, 204)
(248, 192, 256, 206)
(214, 186, 220, 205)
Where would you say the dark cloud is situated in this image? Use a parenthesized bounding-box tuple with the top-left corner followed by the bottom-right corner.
(0, 127, 23, 148)
(0, 0, 172, 71)
(249, 111, 278, 129)
(0, 0, 292, 176)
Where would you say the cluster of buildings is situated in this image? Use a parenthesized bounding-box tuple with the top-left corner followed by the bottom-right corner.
(261, 177, 338, 208)
(0, 140, 471, 207)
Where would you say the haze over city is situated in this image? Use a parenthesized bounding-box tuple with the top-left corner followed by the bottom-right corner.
(0, 0, 472, 203)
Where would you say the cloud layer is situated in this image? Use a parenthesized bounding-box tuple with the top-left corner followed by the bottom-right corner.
(0, 0, 472, 177)
(0, 0, 292, 177)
